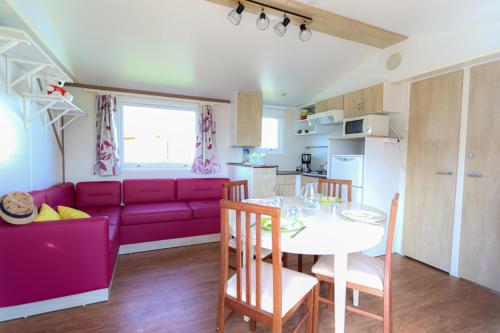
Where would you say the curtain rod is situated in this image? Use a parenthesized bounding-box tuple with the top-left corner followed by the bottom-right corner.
(66, 82, 231, 105)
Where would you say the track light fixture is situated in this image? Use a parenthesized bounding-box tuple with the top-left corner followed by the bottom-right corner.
(256, 9, 270, 30)
(224, 0, 313, 41)
(227, 2, 245, 25)
(274, 15, 291, 37)
(299, 23, 312, 41)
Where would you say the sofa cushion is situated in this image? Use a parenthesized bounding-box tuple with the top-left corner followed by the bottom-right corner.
(55, 182, 75, 207)
(121, 202, 192, 226)
(123, 179, 175, 204)
(176, 178, 228, 201)
(29, 190, 47, 210)
(84, 206, 122, 252)
(188, 200, 220, 219)
(76, 181, 121, 208)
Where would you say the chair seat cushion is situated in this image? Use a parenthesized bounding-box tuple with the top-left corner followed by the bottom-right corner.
(121, 202, 192, 226)
(311, 253, 385, 291)
(227, 261, 317, 316)
(188, 200, 220, 219)
(228, 238, 272, 259)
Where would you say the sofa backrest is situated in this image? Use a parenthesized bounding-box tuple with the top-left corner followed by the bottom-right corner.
(76, 181, 121, 208)
(29, 190, 47, 209)
(176, 178, 229, 201)
(123, 179, 176, 204)
(45, 183, 75, 208)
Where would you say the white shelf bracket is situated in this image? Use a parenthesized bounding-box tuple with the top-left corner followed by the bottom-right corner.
(0, 40, 18, 55)
(7, 57, 49, 94)
(59, 115, 80, 133)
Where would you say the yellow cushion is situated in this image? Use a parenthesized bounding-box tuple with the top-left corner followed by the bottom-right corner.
(58, 206, 90, 219)
(34, 203, 61, 222)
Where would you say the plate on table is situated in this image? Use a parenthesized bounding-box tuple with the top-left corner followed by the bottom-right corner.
(260, 216, 305, 233)
(340, 209, 385, 224)
(319, 196, 342, 204)
(242, 198, 279, 207)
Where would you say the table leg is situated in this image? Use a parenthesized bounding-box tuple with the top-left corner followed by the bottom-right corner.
(334, 252, 348, 333)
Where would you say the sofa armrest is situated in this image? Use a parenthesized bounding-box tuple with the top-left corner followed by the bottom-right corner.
(0, 218, 109, 307)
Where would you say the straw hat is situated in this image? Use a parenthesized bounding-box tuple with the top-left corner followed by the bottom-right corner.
(0, 192, 38, 225)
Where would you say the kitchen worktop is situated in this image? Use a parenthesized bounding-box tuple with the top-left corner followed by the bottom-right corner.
(226, 162, 278, 168)
(276, 170, 327, 178)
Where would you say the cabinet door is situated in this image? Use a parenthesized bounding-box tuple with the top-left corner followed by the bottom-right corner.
(361, 83, 384, 114)
(343, 90, 363, 118)
(403, 70, 463, 272)
(459, 60, 500, 292)
(276, 175, 297, 196)
(315, 96, 344, 113)
(253, 168, 276, 198)
(235, 92, 263, 146)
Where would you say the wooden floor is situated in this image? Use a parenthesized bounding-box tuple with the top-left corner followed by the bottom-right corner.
(2, 242, 500, 333)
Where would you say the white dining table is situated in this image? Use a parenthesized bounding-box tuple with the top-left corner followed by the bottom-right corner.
(227, 196, 386, 333)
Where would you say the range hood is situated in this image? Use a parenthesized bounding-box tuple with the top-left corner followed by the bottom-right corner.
(307, 110, 343, 126)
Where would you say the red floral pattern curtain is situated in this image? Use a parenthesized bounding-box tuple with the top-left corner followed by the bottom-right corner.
(192, 105, 220, 174)
(94, 94, 121, 176)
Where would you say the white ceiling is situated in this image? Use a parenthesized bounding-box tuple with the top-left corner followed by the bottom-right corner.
(43, 0, 500, 106)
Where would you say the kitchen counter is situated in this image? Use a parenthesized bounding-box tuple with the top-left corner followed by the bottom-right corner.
(226, 162, 278, 168)
(277, 170, 327, 179)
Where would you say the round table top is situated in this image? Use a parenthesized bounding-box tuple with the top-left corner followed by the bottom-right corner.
(228, 197, 387, 255)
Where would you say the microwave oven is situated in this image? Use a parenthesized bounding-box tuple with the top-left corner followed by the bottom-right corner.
(343, 114, 389, 138)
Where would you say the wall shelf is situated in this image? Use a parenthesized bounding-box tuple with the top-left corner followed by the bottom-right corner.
(0, 26, 84, 135)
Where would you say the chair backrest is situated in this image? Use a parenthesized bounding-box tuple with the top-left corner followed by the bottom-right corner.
(318, 178, 353, 202)
(223, 180, 249, 202)
(219, 199, 283, 324)
(384, 193, 400, 291)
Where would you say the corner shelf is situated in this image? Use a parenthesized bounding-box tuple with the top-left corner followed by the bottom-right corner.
(295, 118, 316, 136)
(0, 26, 85, 133)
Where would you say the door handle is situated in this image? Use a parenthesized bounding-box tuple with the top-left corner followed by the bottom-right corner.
(436, 171, 453, 175)
(466, 171, 483, 178)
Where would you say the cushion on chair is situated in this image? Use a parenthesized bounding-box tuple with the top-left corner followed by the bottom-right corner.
(311, 253, 385, 291)
(123, 179, 176, 204)
(228, 238, 272, 259)
(188, 200, 220, 219)
(226, 261, 317, 316)
(120, 202, 192, 226)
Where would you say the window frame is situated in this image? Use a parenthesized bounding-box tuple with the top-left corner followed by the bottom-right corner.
(256, 106, 285, 155)
(117, 96, 198, 169)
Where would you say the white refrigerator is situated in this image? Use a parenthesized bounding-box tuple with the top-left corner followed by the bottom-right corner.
(328, 155, 364, 204)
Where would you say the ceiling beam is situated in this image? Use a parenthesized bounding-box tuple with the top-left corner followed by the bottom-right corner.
(206, 0, 407, 49)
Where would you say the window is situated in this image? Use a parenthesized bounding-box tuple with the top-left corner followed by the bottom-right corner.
(119, 99, 197, 168)
(258, 107, 284, 154)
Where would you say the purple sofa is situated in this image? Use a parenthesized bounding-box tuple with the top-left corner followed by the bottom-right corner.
(0, 177, 228, 319)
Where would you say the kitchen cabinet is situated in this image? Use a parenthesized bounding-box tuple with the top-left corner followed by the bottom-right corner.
(227, 165, 276, 198)
(276, 175, 297, 196)
(343, 83, 401, 118)
(459, 60, 500, 292)
(403, 70, 463, 272)
(315, 95, 344, 113)
(232, 91, 263, 146)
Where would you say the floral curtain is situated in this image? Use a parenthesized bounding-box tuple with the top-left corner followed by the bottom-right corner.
(192, 105, 220, 174)
(94, 94, 121, 176)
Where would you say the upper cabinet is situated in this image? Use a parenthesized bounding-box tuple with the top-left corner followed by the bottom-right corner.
(344, 83, 401, 117)
(317, 82, 403, 119)
(315, 95, 344, 113)
(232, 91, 263, 147)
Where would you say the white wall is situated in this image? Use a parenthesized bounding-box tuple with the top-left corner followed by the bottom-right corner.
(0, 58, 62, 195)
(64, 87, 236, 182)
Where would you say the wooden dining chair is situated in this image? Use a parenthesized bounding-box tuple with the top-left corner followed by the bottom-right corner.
(297, 178, 353, 273)
(217, 199, 319, 333)
(311, 193, 400, 333)
(223, 181, 281, 269)
(317, 178, 353, 202)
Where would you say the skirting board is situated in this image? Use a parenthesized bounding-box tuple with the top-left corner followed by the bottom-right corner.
(0, 288, 109, 322)
(119, 233, 221, 255)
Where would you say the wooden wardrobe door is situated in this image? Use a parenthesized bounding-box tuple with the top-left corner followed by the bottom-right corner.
(459, 60, 500, 292)
(403, 70, 463, 272)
